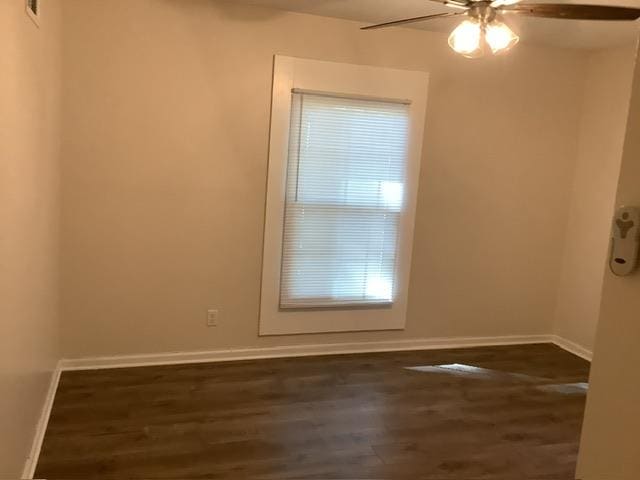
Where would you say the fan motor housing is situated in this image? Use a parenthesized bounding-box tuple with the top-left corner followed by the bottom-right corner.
(469, 2, 498, 22)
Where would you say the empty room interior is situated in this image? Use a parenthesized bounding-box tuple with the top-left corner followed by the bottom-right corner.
(4, 0, 640, 478)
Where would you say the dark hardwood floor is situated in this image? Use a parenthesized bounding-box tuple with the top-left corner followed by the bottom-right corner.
(36, 344, 589, 479)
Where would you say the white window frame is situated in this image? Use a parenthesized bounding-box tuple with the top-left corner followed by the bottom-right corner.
(259, 56, 429, 336)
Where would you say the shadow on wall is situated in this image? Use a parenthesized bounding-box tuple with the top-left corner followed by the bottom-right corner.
(162, 0, 286, 22)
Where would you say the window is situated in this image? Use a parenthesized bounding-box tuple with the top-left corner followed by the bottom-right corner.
(280, 92, 409, 308)
(260, 56, 429, 336)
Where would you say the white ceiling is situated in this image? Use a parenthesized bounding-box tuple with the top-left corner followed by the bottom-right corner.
(231, 0, 640, 49)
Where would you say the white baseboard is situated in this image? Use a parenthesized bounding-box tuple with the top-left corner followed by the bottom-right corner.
(22, 363, 61, 480)
(59, 334, 556, 371)
(551, 335, 593, 361)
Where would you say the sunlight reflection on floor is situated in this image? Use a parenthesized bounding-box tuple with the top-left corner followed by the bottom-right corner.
(536, 382, 589, 394)
(404, 363, 550, 383)
(404, 364, 589, 395)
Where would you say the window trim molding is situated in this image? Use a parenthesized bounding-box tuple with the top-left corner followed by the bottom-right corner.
(259, 55, 429, 336)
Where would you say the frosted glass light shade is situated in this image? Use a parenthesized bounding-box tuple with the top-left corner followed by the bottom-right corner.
(448, 19, 484, 58)
(485, 20, 519, 54)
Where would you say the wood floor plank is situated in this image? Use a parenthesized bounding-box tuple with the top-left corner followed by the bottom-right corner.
(36, 343, 589, 479)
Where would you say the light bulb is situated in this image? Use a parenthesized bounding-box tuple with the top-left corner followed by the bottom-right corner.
(485, 20, 519, 54)
(448, 19, 483, 58)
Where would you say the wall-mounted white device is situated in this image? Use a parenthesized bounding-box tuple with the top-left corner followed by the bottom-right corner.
(610, 206, 640, 276)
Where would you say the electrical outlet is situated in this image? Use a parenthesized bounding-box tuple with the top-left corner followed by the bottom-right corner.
(207, 309, 218, 327)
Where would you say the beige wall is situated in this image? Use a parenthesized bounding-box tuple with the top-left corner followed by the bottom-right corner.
(59, 0, 588, 358)
(577, 45, 640, 480)
(554, 46, 636, 353)
(0, 1, 62, 477)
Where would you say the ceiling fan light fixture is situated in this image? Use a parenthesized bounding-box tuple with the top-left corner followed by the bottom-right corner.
(448, 19, 484, 57)
(485, 20, 519, 54)
(363, 0, 640, 58)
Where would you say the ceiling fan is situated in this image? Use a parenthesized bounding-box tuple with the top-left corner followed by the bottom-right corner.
(361, 0, 640, 58)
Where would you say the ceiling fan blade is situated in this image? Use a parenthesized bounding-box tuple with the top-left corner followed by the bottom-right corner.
(499, 3, 640, 20)
(426, 0, 472, 9)
(361, 12, 465, 30)
(491, 0, 521, 8)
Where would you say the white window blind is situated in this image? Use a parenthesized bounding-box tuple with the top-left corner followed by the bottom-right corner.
(279, 91, 410, 308)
